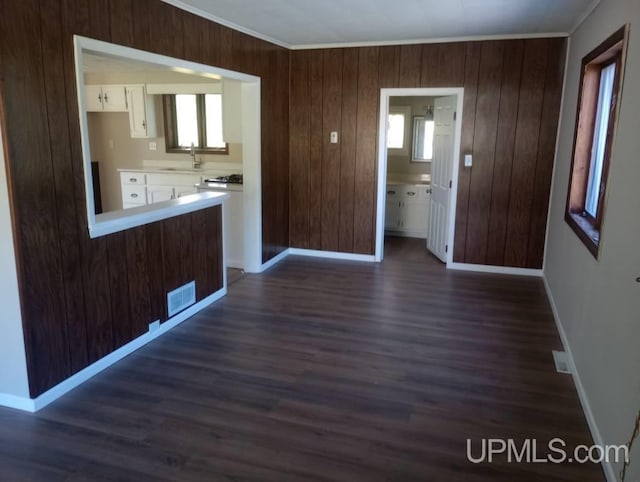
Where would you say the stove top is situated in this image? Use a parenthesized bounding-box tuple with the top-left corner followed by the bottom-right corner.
(204, 174, 243, 184)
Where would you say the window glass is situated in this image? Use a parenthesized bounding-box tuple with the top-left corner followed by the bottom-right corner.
(387, 113, 405, 149)
(585, 63, 616, 217)
(204, 94, 225, 148)
(175, 94, 198, 148)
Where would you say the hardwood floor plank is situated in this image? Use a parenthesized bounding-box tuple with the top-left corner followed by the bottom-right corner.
(0, 248, 603, 481)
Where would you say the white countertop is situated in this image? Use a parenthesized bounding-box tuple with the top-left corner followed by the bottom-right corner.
(386, 173, 431, 185)
(118, 167, 221, 175)
(90, 191, 229, 238)
(195, 182, 244, 192)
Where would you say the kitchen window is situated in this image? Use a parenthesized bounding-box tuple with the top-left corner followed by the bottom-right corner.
(565, 25, 628, 258)
(163, 93, 228, 154)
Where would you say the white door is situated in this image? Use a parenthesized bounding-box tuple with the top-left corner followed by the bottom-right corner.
(427, 95, 456, 262)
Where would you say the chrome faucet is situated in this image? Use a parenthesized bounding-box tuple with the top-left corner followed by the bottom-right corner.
(190, 142, 201, 169)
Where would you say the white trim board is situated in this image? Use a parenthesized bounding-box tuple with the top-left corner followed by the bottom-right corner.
(447, 262, 543, 277)
(289, 248, 376, 263)
(543, 277, 616, 482)
(0, 288, 227, 413)
(290, 32, 568, 50)
(259, 248, 291, 272)
(376, 88, 464, 264)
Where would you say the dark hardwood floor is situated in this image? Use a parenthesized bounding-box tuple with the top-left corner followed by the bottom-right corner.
(0, 249, 603, 481)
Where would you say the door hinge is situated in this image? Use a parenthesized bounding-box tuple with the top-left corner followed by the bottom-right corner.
(445, 244, 448, 253)
(449, 180, 452, 188)
(453, 111, 457, 121)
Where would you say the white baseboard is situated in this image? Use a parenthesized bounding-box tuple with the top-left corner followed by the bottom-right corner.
(0, 287, 227, 413)
(447, 262, 543, 277)
(258, 248, 291, 272)
(0, 392, 36, 412)
(289, 248, 376, 262)
(543, 277, 617, 482)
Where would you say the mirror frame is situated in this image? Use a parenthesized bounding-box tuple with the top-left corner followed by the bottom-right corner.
(411, 115, 433, 163)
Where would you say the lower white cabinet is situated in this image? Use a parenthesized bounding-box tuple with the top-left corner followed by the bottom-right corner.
(385, 184, 431, 238)
(120, 171, 202, 209)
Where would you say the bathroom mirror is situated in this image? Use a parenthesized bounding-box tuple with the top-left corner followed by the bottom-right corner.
(412, 116, 434, 162)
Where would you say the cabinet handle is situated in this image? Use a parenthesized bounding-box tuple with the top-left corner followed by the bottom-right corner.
(98, 93, 102, 103)
(129, 178, 137, 182)
(104, 92, 108, 103)
(142, 120, 146, 129)
(387, 190, 396, 195)
(131, 193, 138, 198)
(407, 191, 416, 196)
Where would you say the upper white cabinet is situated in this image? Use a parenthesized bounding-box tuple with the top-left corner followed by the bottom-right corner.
(85, 85, 128, 112)
(125, 85, 156, 138)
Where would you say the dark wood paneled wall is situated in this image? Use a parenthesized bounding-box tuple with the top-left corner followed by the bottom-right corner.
(0, 0, 288, 397)
(289, 38, 565, 267)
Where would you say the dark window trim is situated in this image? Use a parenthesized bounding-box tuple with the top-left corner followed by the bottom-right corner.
(564, 25, 629, 258)
(162, 94, 229, 155)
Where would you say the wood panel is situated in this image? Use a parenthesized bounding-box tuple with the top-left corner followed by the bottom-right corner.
(353, 47, 380, 254)
(398, 45, 422, 87)
(108, 0, 134, 47)
(464, 41, 505, 264)
(453, 42, 482, 262)
(0, 0, 284, 397)
(289, 51, 311, 248)
(321, 50, 343, 251)
(527, 39, 566, 268)
(107, 232, 133, 349)
(290, 38, 565, 269)
(0, 0, 71, 395)
(308, 51, 324, 250)
(486, 40, 524, 266)
(339, 49, 359, 252)
(0, 254, 604, 481)
(504, 39, 549, 267)
(39, 0, 89, 375)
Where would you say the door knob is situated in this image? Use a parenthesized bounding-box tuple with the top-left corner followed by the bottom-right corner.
(636, 277, 640, 283)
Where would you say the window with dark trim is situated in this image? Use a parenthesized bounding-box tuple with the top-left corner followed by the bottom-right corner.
(565, 25, 629, 258)
(162, 93, 228, 154)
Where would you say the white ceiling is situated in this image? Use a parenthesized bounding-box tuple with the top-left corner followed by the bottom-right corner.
(164, 0, 598, 48)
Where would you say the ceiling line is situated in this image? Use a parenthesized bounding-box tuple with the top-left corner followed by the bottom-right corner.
(161, 0, 291, 48)
(288, 32, 569, 51)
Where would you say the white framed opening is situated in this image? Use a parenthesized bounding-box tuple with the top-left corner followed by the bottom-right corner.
(375, 87, 464, 265)
(73, 36, 263, 273)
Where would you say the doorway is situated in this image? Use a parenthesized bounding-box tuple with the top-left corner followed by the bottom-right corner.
(375, 88, 464, 265)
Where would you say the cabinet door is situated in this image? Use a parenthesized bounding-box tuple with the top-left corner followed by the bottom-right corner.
(101, 85, 128, 111)
(385, 199, 401, 230)
(121, 185, 147, 208)
(175, 186, 198, 198)
(147, 186, 174, 204)
(85, 85, 104, 112)
(126, 85, 152, 138)
(403, 186, 428, 236)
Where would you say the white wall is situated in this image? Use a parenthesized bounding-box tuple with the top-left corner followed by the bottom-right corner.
(544, 0, 640, 480)
(0, 128, 30, 399)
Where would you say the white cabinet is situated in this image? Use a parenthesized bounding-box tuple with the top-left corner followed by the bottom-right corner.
(125, 85, 156, 138)
(146, 173, 202, 204)
(120, 172, 147, 209)
(85, 85, 128, 112)
(384, 184, 431, 238)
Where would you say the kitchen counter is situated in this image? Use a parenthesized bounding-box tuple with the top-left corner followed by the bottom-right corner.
(386, 173, 431, 185)
(195, 182, 244, 192)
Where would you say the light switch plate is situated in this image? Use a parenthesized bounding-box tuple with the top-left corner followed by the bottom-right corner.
(464, 154, 473, 167)
(330, 131, 338, 144)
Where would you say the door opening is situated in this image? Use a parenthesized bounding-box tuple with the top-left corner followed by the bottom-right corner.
(375, 88, 464, 265)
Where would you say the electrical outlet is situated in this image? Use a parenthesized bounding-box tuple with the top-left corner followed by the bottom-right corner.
(149, 141, 157, 150)
(330, 131, 338, 144)
(108, 139, 115, 149)
(464, 154, 473, 167)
